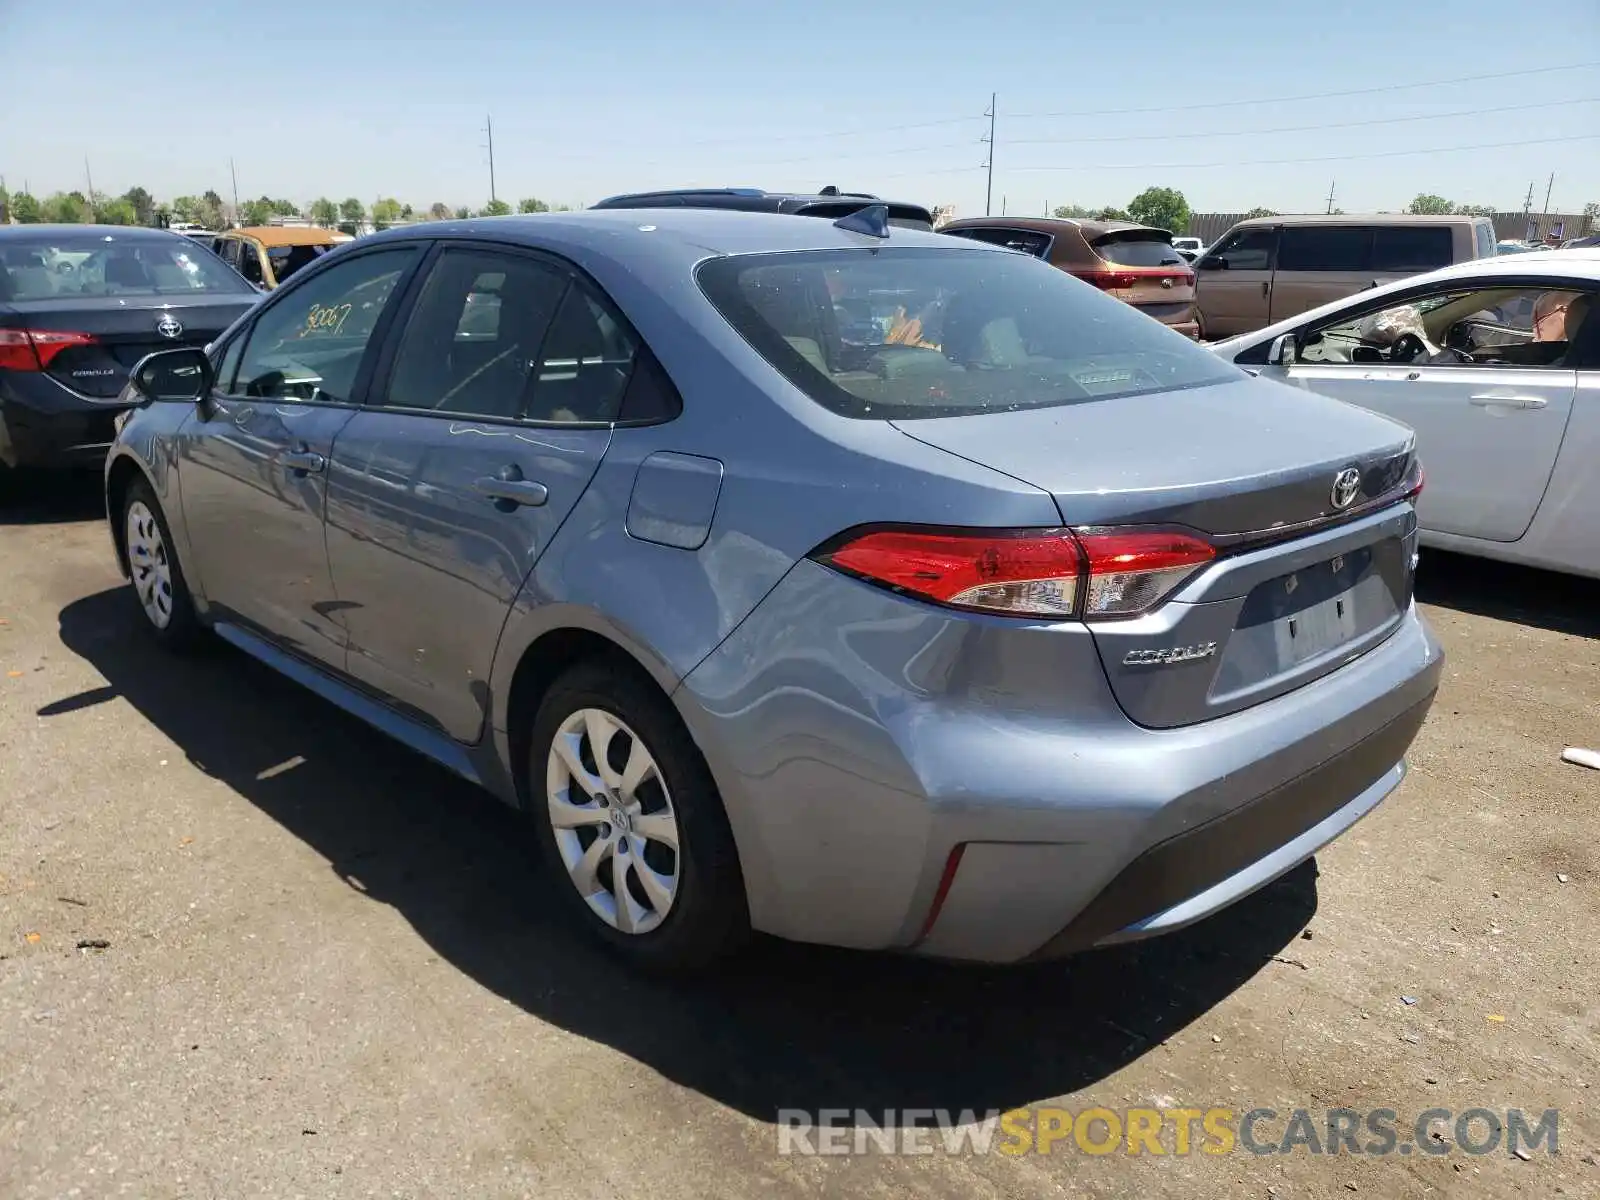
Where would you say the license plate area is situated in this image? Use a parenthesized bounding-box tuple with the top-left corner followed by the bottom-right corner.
(1241, 547, 1375, 669)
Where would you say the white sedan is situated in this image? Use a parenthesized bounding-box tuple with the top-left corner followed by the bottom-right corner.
(1208, 249, 1600, 579)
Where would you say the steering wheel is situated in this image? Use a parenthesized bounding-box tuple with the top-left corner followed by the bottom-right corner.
(1389, 333, 1428, 363)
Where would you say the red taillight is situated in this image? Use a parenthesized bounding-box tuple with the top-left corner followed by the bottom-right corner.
(819, 528, 1083, 618)
(1078, 266, 1194, 292)
(1407, 465, 1426, 501)
(814, 526, 1216, 620)
(1074, 530, 1216, 619)
(0, 329, 97, 372)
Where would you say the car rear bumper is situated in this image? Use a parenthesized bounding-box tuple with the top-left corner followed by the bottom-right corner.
(0, 373, 129, 469)
(677, 559, 1443, 963)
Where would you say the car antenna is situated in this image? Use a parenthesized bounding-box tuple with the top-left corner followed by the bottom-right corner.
(834, 204, 890, 239)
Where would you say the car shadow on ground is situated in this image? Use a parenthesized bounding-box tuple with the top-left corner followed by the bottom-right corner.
(52, 586, 1315, 1123)
(1416, 549, 1600, 639)
(0, 470, 105, 527)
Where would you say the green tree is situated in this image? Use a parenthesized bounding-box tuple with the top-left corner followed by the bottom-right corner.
(0, 183, 8, 224)
(1455, 203, 1496, 217)
(517, 197, 549, 214)
(370, 197, 404, 231)
(10, 191, 42, 222)
(1126, 186, 1191, 234)
(171, 195, 201, 223)
(453, 205, 472, 220)
(197, 190, 226, 229)
(96, 196, 138, 225)
(1051, 204, 1095, 219)
(272, 198, 299, 217)
(1406, 193, 1454, 215)
(400, 203, 415, 220)
(1096, 205, 1130, 221)
(121, 186, 155, 226)
(337, 197, 365, 235)
(1582, 201, 1599, 235)
(480, 198, 513, 217)
(309, 197, 338, 227)
(41, 191, 91, 223)
(241, 196, 277, 226)
(1242, 207, 1279, 219)
(428, 202, 452, 221)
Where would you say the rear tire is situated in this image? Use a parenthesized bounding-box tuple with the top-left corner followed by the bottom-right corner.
(527, 660, 750, 973)
(122, 477, 203, 652)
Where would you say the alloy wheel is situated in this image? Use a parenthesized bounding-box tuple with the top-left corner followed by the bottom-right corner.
(545, 707, 681, 935)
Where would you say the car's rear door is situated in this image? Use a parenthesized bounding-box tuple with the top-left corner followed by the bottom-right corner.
(323, 243, 624, 743)
(1269, 226, 1374, 324)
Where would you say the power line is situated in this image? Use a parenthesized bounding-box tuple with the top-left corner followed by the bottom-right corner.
(1005, 61, 1600, 121)
(1003, 97, 1598, 146)
(878, 133, 1599, 179)
(998, 133, 1600, 173)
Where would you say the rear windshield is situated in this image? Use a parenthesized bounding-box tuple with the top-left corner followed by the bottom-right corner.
(0, 232, 251, 301)
(266, 243, 336, 282)
(1092, 232, 1185, 268)
(696, 246, 1238, 421)
(943, 226, 1053, 257)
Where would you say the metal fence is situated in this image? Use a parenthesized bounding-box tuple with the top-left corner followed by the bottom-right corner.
(1185, 211, 1594, 244)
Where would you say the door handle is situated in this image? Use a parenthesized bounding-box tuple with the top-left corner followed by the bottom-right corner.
(280, 447, 326, 474)
(1261, 281, 1271, 299)
(1469, 394, 1548, 411)
(475, 467, 549, 509)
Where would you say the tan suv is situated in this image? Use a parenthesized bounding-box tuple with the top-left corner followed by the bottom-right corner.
(940, 217, 1198, 337)
(1193, 214, 1497, 338)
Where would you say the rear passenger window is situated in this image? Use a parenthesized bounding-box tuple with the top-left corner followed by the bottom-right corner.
(1276, 227, 1370, 272)
(1372, 227, 1454, 273)
(384, 249, 566, 421)
(524, 286, 639, 423)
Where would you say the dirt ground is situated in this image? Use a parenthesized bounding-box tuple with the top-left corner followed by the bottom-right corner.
(2, 473, 1596, 1199)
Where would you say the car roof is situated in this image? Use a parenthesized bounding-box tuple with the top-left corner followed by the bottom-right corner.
(230, 225, 343, 246)
(1230, 212, 1488, 229)
(358, 207, 994, 263)
(0, 223, 186, 241)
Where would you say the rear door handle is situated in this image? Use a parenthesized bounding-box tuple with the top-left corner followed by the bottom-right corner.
(280, 447, 326, 474)
(475, 471, 549, 509)
(1469, 394, 1547, 410)
(1261, 281, 1271, 299)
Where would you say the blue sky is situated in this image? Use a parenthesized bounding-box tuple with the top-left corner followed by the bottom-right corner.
(3, 0, 1596, 218)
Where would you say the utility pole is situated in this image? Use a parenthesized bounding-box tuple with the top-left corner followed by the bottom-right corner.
(483, 114, 498, 206)
(1002, 194, 1007, 216)
(1522, 181, 1535, 213)
(1542, 171, 1555, 217)
(981, 93, 996, 217)
(84, 158, 96, 220)
(1325, 180, 1337, 215)
(230, 157, 241, 226)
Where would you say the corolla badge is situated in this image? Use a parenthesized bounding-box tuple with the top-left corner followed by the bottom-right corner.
(156, 314, 183, 340)
(1330, 467, 1362, 510)
(1123, 642, 1217, 667)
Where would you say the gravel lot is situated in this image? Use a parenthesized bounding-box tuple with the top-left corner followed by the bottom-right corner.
(2, 473, 1596, 1199)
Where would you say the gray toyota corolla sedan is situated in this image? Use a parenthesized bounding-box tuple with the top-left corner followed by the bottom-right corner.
(105, 207, 1442, 972)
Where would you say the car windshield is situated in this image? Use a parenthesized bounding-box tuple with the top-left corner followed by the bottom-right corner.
(696, 246, 1238, 420)
(0, 233, 251, 300)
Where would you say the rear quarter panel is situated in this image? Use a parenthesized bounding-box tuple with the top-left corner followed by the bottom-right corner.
(1506, 368, 1600, 576)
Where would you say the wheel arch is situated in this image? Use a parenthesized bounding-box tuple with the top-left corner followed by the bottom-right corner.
(105, 453, 151, 579)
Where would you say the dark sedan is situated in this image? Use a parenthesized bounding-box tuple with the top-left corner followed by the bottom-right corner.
(0, 225, 257, 475)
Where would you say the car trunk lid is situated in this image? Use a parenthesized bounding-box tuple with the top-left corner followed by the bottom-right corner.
(0, 296, 254, 399)
(891, 375, 1420, 727)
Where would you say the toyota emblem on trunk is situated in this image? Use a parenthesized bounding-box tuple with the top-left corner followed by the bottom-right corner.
(156, 314, 183, 340)
(1330, 467, 1362, 509)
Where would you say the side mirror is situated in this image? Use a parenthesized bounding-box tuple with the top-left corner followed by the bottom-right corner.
(131, 347, 213, 404)
(1268, 334, 1298, 367)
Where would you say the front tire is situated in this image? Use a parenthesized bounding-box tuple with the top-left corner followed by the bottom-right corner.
(528, 661, 749, 973)
(122, 477, 202, 651)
